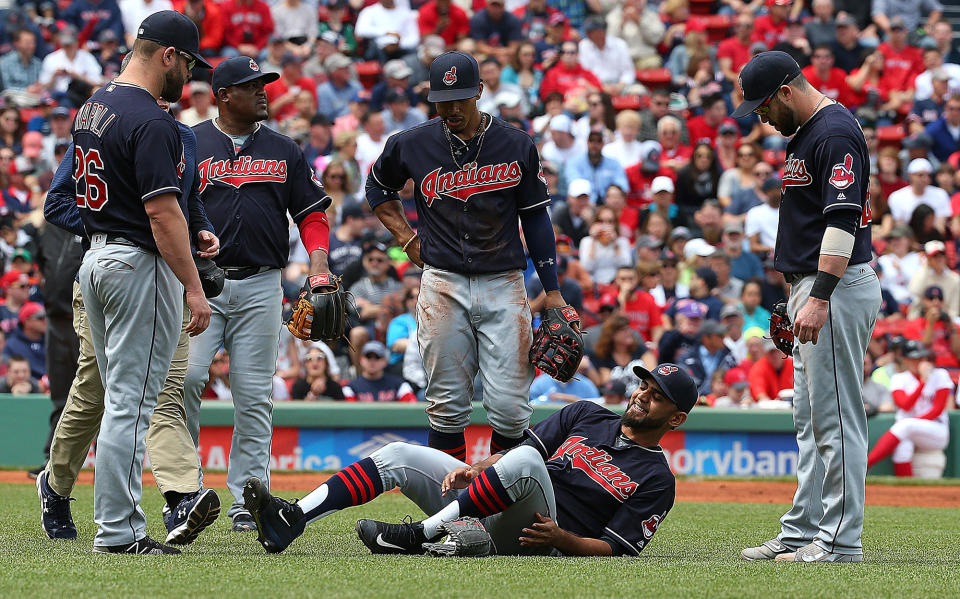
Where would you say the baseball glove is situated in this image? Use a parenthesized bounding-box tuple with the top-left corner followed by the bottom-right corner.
(422, 517, 496, 557)
(286, 273, 349, 343)
(769, 301, 794, 357)
(194, 256, 225, 299)
(529, 305, 584, 383)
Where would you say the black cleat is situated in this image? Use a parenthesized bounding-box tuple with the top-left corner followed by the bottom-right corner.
(242, 477, 305, 554)
(231, 512, 257, 532)
(93, 535, 181, 555)
(37, 471, 77, 540)
(164, 488, 221, 545)
(356, 517, 428, 555)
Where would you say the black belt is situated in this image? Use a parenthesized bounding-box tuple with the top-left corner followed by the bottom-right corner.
(784, 272, 816, 286)
(104, 234, 138, 247)
(222, 265, 272, 280)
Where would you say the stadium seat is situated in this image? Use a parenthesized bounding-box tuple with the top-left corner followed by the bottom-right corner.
(762, 149, 786, 169)
(876, 124, 905, 147)
(612, 95, 648, 111)
(635, 68, 672, 90)
(355, 60, 382, 90)
(702, 14, 733, 44)
(689, 0, 715, 15)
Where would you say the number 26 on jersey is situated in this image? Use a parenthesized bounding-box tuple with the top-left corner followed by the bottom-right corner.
(74, 147, 109, 210)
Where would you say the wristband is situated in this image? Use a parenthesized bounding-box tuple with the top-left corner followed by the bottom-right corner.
(809, 270, 841, 300)
(402, 232, 418, 253)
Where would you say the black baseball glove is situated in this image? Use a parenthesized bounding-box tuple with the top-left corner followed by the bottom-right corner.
(286, 273, 349, 343)
(529, 305, 584, 383)
(194, 256, 225, 299)
(769, 301, 794, 357)
(422, 517, 496, 557)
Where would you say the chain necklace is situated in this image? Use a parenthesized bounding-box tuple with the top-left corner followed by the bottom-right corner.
(442, 112, 488, 170)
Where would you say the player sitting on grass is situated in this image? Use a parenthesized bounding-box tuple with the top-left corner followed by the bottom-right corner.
(242, 364, 697, 556)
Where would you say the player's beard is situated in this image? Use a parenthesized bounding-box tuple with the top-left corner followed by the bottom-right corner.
(621, 401, 670, 431)
(160, 68, 188, 103)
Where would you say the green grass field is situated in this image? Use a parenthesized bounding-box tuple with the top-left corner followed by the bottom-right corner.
(3, 482, 958, 599)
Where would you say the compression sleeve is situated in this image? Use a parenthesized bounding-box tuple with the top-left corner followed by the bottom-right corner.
(520, 207, 560, 292)
(43, 144, 86, 238)
(298, 211, 330, 254)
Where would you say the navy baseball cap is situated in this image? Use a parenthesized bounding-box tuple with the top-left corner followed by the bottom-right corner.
(731, 51, 802, 118)
(136, 10, 212, 69)
(632, 363, 698, 414)
(428, 51, 481, 103)
(211, 56, 280, 93)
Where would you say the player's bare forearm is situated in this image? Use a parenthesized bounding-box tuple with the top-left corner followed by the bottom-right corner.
(146, 194, 204, 295)
(795, 254, 850, 344)
(543, 290, 568, 310)
(308, 249, 329, 275)
(441, 453, 504, 496)
(518, 513, 613, 556)
(373, 199, 415, 243)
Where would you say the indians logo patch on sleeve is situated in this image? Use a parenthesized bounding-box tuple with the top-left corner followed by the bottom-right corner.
(828, 153, 855, 190)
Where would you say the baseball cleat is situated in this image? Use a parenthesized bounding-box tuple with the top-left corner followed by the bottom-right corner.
(242, 477, 305, 554)
(741, 538, 793, 561)
(774, 542, 863, 563)
(356, 517, 428, 555)
(231, 512, 258, 532)
(37, 470, 77, 540)
(164, 488, 221, 545)
(93, 536, 181, 555)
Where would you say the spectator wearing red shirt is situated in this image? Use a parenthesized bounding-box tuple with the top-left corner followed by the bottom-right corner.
(846, 49, 894, 109)
(802, 45, 858, 108)
(748, 338, 794, 402)
(902, 285, 960, 369)
(687, 94, 739, 147)
(753, 0, 792, 49)
(718, 12, 756, 85)
(418, 0, 469, 48)
(626, 144, 677, 209)
(222, 0, 275, 58)
(877, 17, 924, 96)
(613, 266, 663, 343)
(539, 40, 603, 102)
(174, 0, 226, 56)
(266, 54, 318, 122)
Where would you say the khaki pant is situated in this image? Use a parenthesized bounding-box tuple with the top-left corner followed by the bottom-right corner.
(46, 282, 200, 498)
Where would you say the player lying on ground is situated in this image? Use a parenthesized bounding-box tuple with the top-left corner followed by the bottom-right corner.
(242, 364, 697, 557)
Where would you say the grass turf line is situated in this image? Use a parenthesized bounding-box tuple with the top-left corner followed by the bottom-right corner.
(3, 483, 958, 599)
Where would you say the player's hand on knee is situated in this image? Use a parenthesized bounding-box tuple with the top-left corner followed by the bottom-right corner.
(185, 289, 212, 336)
(519, 513, 561, 548)
(441, 466, 478, 496)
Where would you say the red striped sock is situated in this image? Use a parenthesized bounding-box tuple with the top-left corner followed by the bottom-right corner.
(301, 457, 383, 520)
(429, 429, 466, 462)
(456, 467, 514, 518)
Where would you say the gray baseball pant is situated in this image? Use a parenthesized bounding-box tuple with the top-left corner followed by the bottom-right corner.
(184, 269, 282, 517)
(371, 442, 557, 554)
(79, 237, 183, 546)
(778, 264, 881, 556)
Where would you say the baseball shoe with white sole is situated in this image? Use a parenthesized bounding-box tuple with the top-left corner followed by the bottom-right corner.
(356, 517, 429, 555)
(775, 542, 863, 563)
(242, 477, 305, 553)
(741, 538, 793, 561)
(164, 488, 221, 545)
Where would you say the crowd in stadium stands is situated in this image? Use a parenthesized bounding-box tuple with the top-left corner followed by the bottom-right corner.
(1, 0, 960, 415)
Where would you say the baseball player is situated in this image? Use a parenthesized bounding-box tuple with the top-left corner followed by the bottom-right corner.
(70, 11, 213, 555)
(866, 340, 951, 476)
(365, 51, 574, 460)
(733, 51, 881, 563)
(182, 56, 333, 532)
(37, 54, 222, 549)
(241, 364, 697, 556)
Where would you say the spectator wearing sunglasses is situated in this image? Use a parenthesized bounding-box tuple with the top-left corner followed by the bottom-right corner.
(343, 341, 416, 402)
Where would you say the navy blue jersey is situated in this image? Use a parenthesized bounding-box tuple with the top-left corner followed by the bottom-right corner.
(525, 401, 675, 556)
(193, 120, 331, 268)
(775, 103, 873, 274)
(366, 116, 550, 274)
(72, 82, 187, 253)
